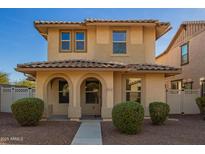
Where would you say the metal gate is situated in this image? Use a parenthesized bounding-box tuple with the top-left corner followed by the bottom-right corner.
(0, 87, 36, 112)
(166, 89, 200, 114)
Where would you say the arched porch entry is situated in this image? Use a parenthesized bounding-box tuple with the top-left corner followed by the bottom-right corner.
(43, 74, 73, 118)
(80, 77, 102, 117)
(78, 74, 106, 118)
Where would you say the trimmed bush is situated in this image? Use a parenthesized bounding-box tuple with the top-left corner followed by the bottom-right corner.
(149, 102, 170, 125)
(112, 101, 144, 134)
(11, 97, 44, 126)
(196, 97, 205, 115)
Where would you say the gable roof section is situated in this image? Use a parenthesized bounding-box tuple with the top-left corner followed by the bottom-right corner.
(34, 18, 171, 40)
(156, 20, 205, 59)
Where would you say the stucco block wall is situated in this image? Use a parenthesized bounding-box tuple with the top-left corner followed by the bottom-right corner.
(157, 30, 205, 89)
(47, 26, 156, 64)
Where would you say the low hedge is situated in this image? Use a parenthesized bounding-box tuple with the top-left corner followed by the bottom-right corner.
(196, 97, 205, 115)
(149, 102, 170, 125)
(112, 101, 144, 134)
(11, 97, 44, 126)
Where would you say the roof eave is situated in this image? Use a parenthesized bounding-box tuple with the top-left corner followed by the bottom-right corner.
(34, 23, 87, 40)
(156, 25, 172, 40)
(34, 22, 48, 40)
(156, 24, 186, 59)
(15, 67, 181, 76)
(34, 20, 171, 40)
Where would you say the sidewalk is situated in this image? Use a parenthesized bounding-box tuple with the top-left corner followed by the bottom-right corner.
(71, 120, 102, 145)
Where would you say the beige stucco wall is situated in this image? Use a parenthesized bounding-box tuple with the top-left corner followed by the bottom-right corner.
(47, 26, 156, 64)
(36, 70, 114, 119)
(144, 74, 166, 115)
(36, 70, 166, 119)
(47, 79, 68, 115)
(156, 30, 205, 89)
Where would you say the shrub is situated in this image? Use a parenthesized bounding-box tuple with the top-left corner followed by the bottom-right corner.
(11, 97, 44, 126)
(149, 102, 170, 125)
(112, 101, 144, 134)
(196, 97, 205, 116)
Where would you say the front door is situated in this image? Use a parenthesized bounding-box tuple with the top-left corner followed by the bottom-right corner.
(82, 79, 101, 116)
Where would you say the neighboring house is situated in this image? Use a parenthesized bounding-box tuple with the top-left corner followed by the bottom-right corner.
(156, 21, 205, 96)
(16, 19, 180, 120)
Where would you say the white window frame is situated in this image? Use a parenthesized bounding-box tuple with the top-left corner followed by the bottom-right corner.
(60, 31, 71, 52)
(75, 31, 86, 52)
(112, 31, 127, 54)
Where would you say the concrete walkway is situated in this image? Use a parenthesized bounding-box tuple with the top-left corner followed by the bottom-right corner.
(71, 120, 102, 145)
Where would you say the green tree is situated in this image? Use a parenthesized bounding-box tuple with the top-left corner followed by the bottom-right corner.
(15, 80, 35, 88)
(0, 72, 9, 84)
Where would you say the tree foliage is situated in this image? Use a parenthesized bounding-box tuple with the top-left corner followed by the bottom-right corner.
(15, 80, 35, 88)
(0, 72, 9, 84)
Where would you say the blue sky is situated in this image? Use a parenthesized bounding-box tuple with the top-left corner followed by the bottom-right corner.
(0, 8, 205, 82)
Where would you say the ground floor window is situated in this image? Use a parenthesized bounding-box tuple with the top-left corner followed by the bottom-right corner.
(125, 78, 142, 103)
(171, 80, 182, 90)
(183, 82, 193, 90)
(59, 80, 69, 103)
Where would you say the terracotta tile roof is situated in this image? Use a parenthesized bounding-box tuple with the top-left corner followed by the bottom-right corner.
(34, 18, 170, 25)
(34, 18, 171, 41)
(85, 18, 170, 25)
(17, 59, 179, 72)
(182, 20, 205, 25)
(34, 20, 83, 25)
(17, 59, 125, 69)
(127, 64, 179, 71)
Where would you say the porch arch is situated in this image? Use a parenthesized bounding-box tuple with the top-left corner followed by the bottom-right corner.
(76, 73, 107, 116)
(43, 73, 73, 117)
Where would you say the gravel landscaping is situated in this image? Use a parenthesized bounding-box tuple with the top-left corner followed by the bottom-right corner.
(0, 112, 80, 145)
(101, 115, 205, 145)
(2, 112, 205, 145)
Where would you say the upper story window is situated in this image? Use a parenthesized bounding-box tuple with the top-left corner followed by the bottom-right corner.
(61, 32, 71, 51)
(112, 31, 127, 54)
(75, 31, 85, 52)
(181, 43, 189, 65)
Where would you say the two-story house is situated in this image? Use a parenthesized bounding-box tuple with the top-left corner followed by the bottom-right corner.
(16, 19, 180, 120)
(156, 21, 205, 96)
